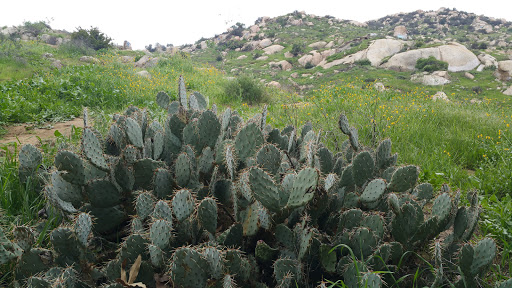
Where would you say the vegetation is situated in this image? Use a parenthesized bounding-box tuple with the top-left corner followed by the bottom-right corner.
(223, 74, 265, 104)
(415, 56, 449, 72)
(70, 26, 113, 51)
(1, 12, 512, 286)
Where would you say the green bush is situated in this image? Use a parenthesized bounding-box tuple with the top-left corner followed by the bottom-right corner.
(224, 75, 265, 104)
(70, 26, 112, 51)
(21, 20, 50, 37)
(304, 62, 314, 69)
(291, 43, 305, 56)
(415, 56, 448, 72)
(355, 59, 372, 66)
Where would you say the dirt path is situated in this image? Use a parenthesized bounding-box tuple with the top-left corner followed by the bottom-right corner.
(0, 118, 84, 148)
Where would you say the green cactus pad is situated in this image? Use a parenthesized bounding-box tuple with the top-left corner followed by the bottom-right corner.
(156, 91, 170, 109)
(275, 224, 294, 250)
(274, 258, 300, 287)
(391, 203, 423, 246)
(256, 144, 282, 176)
(118, 234, 149, 263)
(360, 178, 387, 204)
(198, 110, 221, 149)
(50, 227, 81, 266)
(178, 75, 188, 109)
(339, 164, 355, 189)
(14, 248, 51, 280)
(135, 192, 155, 220)
(362, 273, 382, 288)
(148, 244, 164, 268)
(50, 171, 82, 208)
(169, 247, 209, 288)
(55, 150, 85, 185)
(352, 151, 375, 187)
(74, 213, 92, 247)
(85, 204, 125, 234)
(361, 214, 385, 239)
(152, 168, 173, 199)
(218, 223, 243, 247)
(152, 200, 173, 221)
(286, 167, 319, 209)
(470, 238, 496, 276)
(175, 152, 192, 188)
(432, 192, 453, 224)
(13, 226, 35, 252)
(249, 167, 281, 212)
(235, 123, 264, 164)
(339, 209, 363, 231)
(387, 165, 418, 192)
(338, 114, 351, 135)
(85, 179, 121, 208)
(198, 197, 218, 234)
(255, 240, 278, 263)
(18, 144, 42, 182)
(172, 189, 195, 222)
(317, 147, 334, 174)
(411, 183, 434, 201)
(125, 117, 144, 148)
(203, 247, 224, 279)
(149, 219, 173, 249)
(134, 158, 165, 189)
(130, 217, 144, 234)
(82, 128, 108, 171)
(241, 202, 260, 236)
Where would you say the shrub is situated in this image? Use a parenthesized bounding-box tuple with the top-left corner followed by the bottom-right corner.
(415, 56, 448, 72)
(304, 62, 314, 69)
(355, 59, 372, 66)
(21, 20, 50, 37)
(224, 75, 265, 104)
(472, 86, 483, 94)
(215, 55, 223, 62)
(71, 26, 112, 51)
(291, 43, 305, 56)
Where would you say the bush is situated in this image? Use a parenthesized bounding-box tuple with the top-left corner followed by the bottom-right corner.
(355, 59, 372, 66)
(291, 43, 305, 56)
(304, 62, 314, 69)
(216, 55, 223, 62)
(224, 75, 265, 104)
(22, 20, 50, 37)
(415, 56, 448, 72)
(71, 26, 112, 51)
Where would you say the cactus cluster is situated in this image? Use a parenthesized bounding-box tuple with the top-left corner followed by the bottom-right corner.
(3, 76, 509, 288)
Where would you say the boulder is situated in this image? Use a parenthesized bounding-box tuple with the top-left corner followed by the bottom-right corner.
(494, 60, 512, 81)
(256, 56, 268, 61)
(411, 74, 451, 86)
(432, 71, 450, 79)
(136, 70, 151, 78)
(80, 56, 100, 64)
(259, 39, 272, 48)
(503, 86, 512, 96)
(325, 41, 334, 49)
(268, 81, 281, 88)
(120, 56, 135, 63)
(464, 72, 475, 80)
(249, 25, 260, 33)
(289, 19, 303, 26)
(382, 42, 479, 72)
(237, 55, 248, 60)
(478, 53, 497, 67)
(367, 39, 405, 66)
(432, 91, 449, 101)
(51, 60, 63, 69)
(374, 82, 385, 92)
(42, 53, 54, 59)
(394, 26, 408, 39)
(284, 51, 293, 58)
(200, 41, 207, 50)
(290, 72, 299, 78)
(275, 60, 292, 71)
(308, 41, 327, 49)
(134, 55, 160, 68)
(298, 54, 313, 66)
(263, 45, 285, 55)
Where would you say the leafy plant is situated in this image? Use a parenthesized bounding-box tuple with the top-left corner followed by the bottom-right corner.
(1, 76, 507, 288)
(70, 26, 112, 51)
(415, 56, 449, 72)
(224, 74, 265, 104)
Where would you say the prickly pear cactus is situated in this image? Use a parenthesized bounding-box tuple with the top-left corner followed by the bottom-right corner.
(4, 76, 504, 288)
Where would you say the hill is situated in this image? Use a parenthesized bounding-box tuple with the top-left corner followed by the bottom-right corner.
(185, 8, 512, 104)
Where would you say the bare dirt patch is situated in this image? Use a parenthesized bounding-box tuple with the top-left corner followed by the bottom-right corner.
(0, 118, 84, 148)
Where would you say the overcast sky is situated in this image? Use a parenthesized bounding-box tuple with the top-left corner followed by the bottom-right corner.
(1, 1, 510, 50)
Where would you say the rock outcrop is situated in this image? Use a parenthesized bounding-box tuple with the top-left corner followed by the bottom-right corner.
(494, 60, 512, 81)
(382, 43, 479, 72)
(263, 45, 285, 55)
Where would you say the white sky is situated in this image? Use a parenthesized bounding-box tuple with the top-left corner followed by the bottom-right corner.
(1, 1, 510, 50)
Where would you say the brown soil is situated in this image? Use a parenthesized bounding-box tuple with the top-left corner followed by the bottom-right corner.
(0, 118, 84, 148)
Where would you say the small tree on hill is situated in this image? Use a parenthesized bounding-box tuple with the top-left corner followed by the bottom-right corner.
(71, 27, 113, 51)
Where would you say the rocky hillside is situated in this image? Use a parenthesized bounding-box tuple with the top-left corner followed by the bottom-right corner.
(180, 8, 512, 101)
